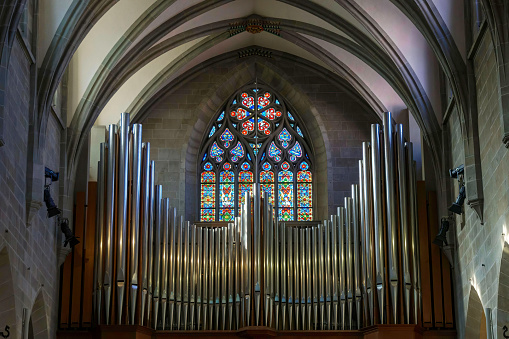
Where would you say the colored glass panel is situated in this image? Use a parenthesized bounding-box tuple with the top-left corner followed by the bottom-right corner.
(297, 170, 312, 182)
(220, 184, 234, 207)
(201, 171, 215, 183)
(262, 162, 271, 171)
(238, 183, 253, 210)
(219, 209, 234, 221)
(289, 141, 303, 162)
(278, 170, 293, 183)
(220, 128, 234, 148)
(260, 107, 282, 120)
(239, 171, 253, 182)
(242, 118, 255, 135)
(296, 126, 304, 138)
(261, 184, 274, 205)
(201, 184, 215, 208)
(278, 208, 294, 221)
(230, 141, 245, 162)
(217, 111, 225, 121)
(220, 170, 234, 183)
(258, 119, 271, 135)
(297, 183, 312, 207)
(210, 141, 224, 162)
(297, 208, 312, 221)
(203, 162, 213, 171)
(241, 162, 250, 170)
(278, 128, 292, 148)
(231, 107, 250, 120)
(268, 142, 282, 162)
(278, 183, 293, 207)
(260, 171, 274, 183)
(258, 95, 270, 109)
(241, 92, 254, 109)
(209, 126, 216, 137)
(288, 112, 295, 121)
(201, 209, 215, 222)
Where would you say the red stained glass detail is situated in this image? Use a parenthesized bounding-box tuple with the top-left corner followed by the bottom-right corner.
(297, 208, 312, 221)
(242, 118, 254, 135)
(260, 171, 274, 183)
(231, 107, 250, 120)
(200, 209, 215, 222)
(258, 119, 271, 135)
(239, 171, 253, 182)
(297, 170, 312, 182)
(201, 171, 215, 183)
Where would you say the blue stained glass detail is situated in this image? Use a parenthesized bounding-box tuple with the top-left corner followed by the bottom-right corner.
(232, 123, 237, 128)
(278, 128, 292, 148)
(209, 126, 216, 137)
(230, 141, 245, 162)
(217, 111, 225, 121)
(300, 162, 309, 170)
(220, 128, 234, 148)
(290, 123, 294, 127)
(289, 141, 303, 162)
(203, 153, 207, 161)
(275, 123, 279, 127)
(261, 152, 266, 160)
(247, 153, 252, 161)
(241, 162, 250, 170)
(232, 99, 237, 104)
(262, 162, 271, 171)
(296, 126, 304, 138)
(268, 142, 282, 162)
(253, 89, 259, 92)
(288, 112, 295, 121)
(204, 162, 213, 171)
(249, 143, 261, 156)
(218, 124, 222, 128)
(275, 99, 280, 104)
(210, 141, 224, 162)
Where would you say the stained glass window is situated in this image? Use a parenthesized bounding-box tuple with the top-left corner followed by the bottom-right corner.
(199, 84, 313, 221)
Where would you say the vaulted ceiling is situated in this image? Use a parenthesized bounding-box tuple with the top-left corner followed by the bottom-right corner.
(36, 0, 467, 181)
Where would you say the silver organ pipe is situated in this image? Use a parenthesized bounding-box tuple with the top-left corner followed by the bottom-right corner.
(116, 113, 129, 324)
(93, 112, 420, 331)
(140, 143, 150, 326)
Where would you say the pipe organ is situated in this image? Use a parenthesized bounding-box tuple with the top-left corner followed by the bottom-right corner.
(59, 112, 454, 336)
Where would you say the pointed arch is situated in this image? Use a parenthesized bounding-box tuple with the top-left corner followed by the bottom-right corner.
(28, 290, 49, 339)
(177, 59, 334, 221)
(199, 83, 314, 221)
(465, 285, 485, 339)
(0, 247, 17, 339)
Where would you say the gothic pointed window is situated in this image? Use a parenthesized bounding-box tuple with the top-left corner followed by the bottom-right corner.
(199, 85, 313, 221)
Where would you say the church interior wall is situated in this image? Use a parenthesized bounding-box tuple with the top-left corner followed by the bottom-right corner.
(2, 1, 509, 337)
(0, 37, 59, 338)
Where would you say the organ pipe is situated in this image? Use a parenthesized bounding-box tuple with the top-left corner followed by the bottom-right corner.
(92, 112, 420, 331)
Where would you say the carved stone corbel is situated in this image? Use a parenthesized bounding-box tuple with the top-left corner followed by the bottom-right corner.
(26, 199, 44, 227)
(467, 197, 484, 225)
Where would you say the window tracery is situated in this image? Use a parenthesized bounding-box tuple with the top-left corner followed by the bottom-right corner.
(199, 85, 313, 221)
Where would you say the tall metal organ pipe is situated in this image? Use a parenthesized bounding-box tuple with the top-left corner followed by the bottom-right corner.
(92, 112, 420, 330)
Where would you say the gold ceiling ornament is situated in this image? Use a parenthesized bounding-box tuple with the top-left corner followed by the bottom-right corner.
(229, 18, 280, 37)
(246, 24, 263, 34)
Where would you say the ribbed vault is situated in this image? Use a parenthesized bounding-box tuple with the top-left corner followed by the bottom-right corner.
(25, 0, 480, 213)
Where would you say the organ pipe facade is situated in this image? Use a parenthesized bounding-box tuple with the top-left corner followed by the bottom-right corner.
(92, 112, 421, 330)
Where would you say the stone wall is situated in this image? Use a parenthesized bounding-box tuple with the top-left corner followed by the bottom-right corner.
(445, 29, 509, 338)
(140, 57, 377, 222)
(0, 37, 60, 338)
